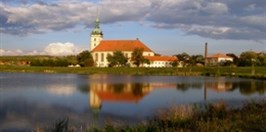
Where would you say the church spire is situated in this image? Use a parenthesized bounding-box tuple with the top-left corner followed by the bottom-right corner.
(91, 2, 102, 35)
(95, 17, 100, 29)
(91, 17, 103, 35)
(90, 1, 103, 51)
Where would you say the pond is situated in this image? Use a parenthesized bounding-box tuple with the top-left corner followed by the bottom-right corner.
(0, 72, 265, 131)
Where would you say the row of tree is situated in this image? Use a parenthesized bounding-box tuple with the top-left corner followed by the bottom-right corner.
(237, 51, 266, 66)
(26, 50, 265, 67)
(174, 51, 266, 67)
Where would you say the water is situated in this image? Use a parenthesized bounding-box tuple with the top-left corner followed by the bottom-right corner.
(0, 72, 265, 131)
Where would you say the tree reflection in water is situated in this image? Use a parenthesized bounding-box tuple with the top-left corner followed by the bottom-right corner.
(239, 80, 266, 95)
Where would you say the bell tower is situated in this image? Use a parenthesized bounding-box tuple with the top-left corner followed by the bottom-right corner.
(90, 17, 103, 51)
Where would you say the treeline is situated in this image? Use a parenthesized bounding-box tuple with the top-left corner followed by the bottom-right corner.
(31, 58, 69, 67)
(0, 50, 265, 67)
(0, 55, 78, 67)
(238, 51, 266, 66)
(174, 51, 266, 67)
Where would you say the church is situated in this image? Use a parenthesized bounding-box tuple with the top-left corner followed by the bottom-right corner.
(90, 17, 177, 67)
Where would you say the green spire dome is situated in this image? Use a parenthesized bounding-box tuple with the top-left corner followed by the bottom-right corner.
(91, 17, 103, 35)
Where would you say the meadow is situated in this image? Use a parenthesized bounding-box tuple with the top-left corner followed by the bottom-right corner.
(44, 100, 266, 132)
(0, 65, 266, 79)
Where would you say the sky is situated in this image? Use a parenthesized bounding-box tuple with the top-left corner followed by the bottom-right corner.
(0, 0, 265, 56)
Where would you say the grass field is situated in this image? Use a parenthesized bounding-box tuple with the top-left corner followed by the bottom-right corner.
(0, 65, 266, 79)
(43, 100, 266, 132)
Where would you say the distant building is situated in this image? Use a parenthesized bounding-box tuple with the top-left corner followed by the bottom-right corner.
(207, 53, 233, 65)
(89, 17, 176, 67)
(144, 56, 177, 67)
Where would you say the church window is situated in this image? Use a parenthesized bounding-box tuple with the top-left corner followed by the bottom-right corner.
(95, 53, 98, 62)
(101, 53, 104, 62)
(94, 38, 96, 41)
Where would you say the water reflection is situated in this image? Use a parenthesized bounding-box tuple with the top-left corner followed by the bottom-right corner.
(87, 76, 266, 112)
(46, 84, 75, 96)
(203, 78, 266, 95)
(238, 80, 266, 95)
(89, 82, 177, 112)
(1, 73, 265, 131)
(88, 77, 266, 111)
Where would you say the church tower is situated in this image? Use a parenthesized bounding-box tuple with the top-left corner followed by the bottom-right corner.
(90, 17, 103, 51)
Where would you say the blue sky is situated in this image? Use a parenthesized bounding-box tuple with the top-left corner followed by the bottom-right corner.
(0, 0, 265, 56)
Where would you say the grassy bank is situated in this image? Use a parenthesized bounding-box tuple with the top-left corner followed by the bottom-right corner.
(45, 100, 266, 132)
(0, 65, 266, 79)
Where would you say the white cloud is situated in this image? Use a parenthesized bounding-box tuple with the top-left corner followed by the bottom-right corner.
(43, 42, 81, 56)
(0, 0, 265, 40)
(203, 2, 229, 15)
(0, 42, 81, 56)
(0, 48, 24, 56)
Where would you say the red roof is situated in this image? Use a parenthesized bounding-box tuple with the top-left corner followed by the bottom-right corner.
(92, 39, 153, 52)
(207, 53, 232, 58)
(144, 56, 177, 61)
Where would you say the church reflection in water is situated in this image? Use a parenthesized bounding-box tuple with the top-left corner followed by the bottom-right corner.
(87, 76, 265, 111)
(89, 82, 179, 111)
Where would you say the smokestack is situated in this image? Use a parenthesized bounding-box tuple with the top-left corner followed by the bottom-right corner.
(204, 42, 208, 66)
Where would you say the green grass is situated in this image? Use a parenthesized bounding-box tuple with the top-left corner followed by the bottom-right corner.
(44, 100, 266, 132)
(0, 65, 266, 79)
(89, 100, 266, 132)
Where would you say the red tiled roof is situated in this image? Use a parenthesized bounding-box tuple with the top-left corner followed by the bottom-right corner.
(207, 53, 232, 58)
(92, 39, 153, 52)
(144, 56, 177, 61)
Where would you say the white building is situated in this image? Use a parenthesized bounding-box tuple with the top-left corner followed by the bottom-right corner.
(207, 53, 233, 65)
(144, 56, 177, 67)
(90, 18, 176, 67)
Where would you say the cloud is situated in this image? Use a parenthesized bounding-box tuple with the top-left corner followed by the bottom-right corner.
(43, 42, 81, 56)
(202, 2, 228, 15)
(0, 0, 265, 40)
(0, 42, 81, 56)
(0, 48, 24, 55)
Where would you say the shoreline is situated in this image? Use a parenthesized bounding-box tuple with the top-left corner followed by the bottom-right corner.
(0, 65, 266, 80)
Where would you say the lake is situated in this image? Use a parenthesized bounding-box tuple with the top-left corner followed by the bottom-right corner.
(0, 72, 265, 131)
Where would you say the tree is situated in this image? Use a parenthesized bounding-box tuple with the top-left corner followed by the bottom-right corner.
(190, 55, 204, 66)
(131, 48, 146, 67)
(77, 50, 94, 67)
(66, 55, 78, 65)
(171, 60, 178, 67)
(220, 60, 234, 66)
(174, 52, 191, 67)
(257, 52, 266, 66)
(107, 50, 128, 67)
(226, 53, 239, 66)
(238, 51, 258, 66)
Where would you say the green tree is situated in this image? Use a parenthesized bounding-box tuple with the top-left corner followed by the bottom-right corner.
(107, 50, 128, 67)
(77, 50, 94, 67)
(66, 55, 78, 65)
(239, 51, 258, 66)
(174, 52, 191, 67)
(257, 52, 266, 66)
(226, 53, 239, 66)
(131, 48, 146, 67)
(190, 55, 204, 66)
(171, 60, 178, 67)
